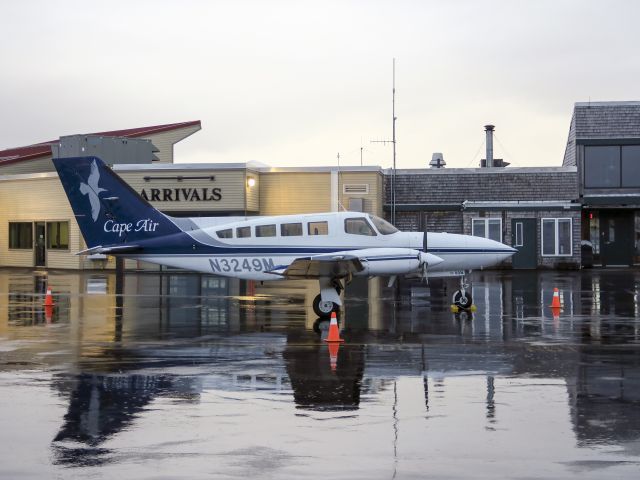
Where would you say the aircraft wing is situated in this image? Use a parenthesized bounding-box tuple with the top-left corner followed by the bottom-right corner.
(267, 254, 364, 279)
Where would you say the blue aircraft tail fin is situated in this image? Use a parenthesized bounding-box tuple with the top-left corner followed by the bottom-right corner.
(53, 156, 182, 248)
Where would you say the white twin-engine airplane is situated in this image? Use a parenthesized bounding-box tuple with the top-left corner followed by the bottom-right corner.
(53, 157, 516, 317)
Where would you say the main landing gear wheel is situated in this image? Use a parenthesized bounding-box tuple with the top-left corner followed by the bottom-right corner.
(453, 290, 473, 309)
(313, 294, 339, 318)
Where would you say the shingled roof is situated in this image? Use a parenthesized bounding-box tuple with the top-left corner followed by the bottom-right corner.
(388, 167, 579, 205)
(572, 101, 640, 138)
(0, 120, 201, 166)
(563, 101, 640, 166)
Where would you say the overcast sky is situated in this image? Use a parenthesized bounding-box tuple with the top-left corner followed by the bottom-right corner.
(2, 0, 639, 169)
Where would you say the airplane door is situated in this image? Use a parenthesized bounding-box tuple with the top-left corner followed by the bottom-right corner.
(511, 218, 537, 269)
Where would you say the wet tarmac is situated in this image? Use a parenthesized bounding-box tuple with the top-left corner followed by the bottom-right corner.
(0, 268, 639, 479)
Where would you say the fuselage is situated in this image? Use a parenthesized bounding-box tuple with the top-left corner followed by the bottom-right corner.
(127, 212, 515, 280)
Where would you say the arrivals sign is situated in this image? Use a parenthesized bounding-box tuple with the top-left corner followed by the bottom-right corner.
(140, 187, 222, 202)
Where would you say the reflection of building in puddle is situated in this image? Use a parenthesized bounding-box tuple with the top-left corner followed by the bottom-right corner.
(0, 272, 75, 329)
(283, 330, 366, 411)
(120, 273, 241, 337)
(47, 327, 640, 464)
(470, 273, 504, 340)
(569, 346, 640, 452)
(255, 276, 388, 332)
(254, 278, 315, 328)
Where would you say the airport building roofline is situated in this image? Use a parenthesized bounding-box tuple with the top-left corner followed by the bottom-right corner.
(259, 165, 382, 173)
(113, 161, 269, 172)
(0, 120, 201, 166)
(389, 166, 577, 175)
(574, 100, 640, 107)
(115, 163, 383, 173)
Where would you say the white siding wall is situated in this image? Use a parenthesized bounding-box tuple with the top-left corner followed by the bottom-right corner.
(0, 176, 81, 269)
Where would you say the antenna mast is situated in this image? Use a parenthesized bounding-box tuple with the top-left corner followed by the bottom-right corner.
(336, 152, 346, 211)
(370, 58, 398, 224)
(392, 58, 397, 225)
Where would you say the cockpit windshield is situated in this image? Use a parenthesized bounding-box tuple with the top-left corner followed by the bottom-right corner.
(368, 215, 399, 235)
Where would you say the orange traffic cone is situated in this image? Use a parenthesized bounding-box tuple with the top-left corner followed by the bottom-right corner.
(549, 288, 561, 308)
(44, 287, 55, 307)
(324, 312, 344, 343)
(551, 306, 560, 329)
(328, 342, 340, 372)
(44, 304, 54, 324)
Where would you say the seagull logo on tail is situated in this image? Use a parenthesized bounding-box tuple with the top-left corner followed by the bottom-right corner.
(79, 160, 106, 221)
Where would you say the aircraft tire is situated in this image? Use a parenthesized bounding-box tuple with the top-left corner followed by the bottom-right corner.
(313, 294, 338, 318)
(453, 290, 473, 309)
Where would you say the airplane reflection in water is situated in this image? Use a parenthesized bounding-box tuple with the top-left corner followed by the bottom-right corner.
(1, 269, 640, 465)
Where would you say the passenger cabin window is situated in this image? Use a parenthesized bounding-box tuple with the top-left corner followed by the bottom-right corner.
(217, 229, 232, 239)
(308, 221, 328, 236)
(236, 226, 251, 238)
(345, 217, 376, 236)
(281, 223, 303, 236)
(368, 215, 398, 235)
(256, 224, 276, 237)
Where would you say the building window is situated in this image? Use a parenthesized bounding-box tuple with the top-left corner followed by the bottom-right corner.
(584, 145, 640, 189)
(217, 229, 232, 239)
(584, 146, 620, 188)
(256, 224, 276, 237)
(9, 222, 32, 249)
(236, 226, 251, 238)
(542, 218, 572, 256)
(281, 223, 302, 236)
(308, 221, 328, 236)
(514, 222, 523, 247)
(621, 145, 640, 187)
(345, 217, 376, 236)
(472, 218, 502, 242)
(47, 222, 69, 249)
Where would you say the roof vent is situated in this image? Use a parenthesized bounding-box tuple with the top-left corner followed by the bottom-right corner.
(429, 152, 446, 168)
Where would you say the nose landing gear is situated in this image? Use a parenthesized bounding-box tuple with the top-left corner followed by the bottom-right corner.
(451, 274, 475, 312)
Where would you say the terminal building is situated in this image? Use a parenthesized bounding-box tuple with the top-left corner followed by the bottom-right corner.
(0, 101, 639, 271)
(0, 121, 382, 270)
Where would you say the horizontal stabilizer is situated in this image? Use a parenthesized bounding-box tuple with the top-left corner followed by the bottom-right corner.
(76, 244, 141, 256)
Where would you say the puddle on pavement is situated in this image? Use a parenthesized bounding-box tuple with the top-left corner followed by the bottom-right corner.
(0, 269, 639, 479)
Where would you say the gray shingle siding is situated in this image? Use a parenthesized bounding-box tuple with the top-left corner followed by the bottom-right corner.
(386, 168, 578, 204)
(563, 113, 576, 166)
(573, 102, 640, 139)
(395, 211, 463, 233)
(562, 102, 640, 167)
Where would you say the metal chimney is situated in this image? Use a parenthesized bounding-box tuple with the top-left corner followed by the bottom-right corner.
(484, 124, 495, 168)
(429, 152, 446, 168)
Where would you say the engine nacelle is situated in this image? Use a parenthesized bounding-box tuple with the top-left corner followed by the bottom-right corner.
(354, 248, 443, 276)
